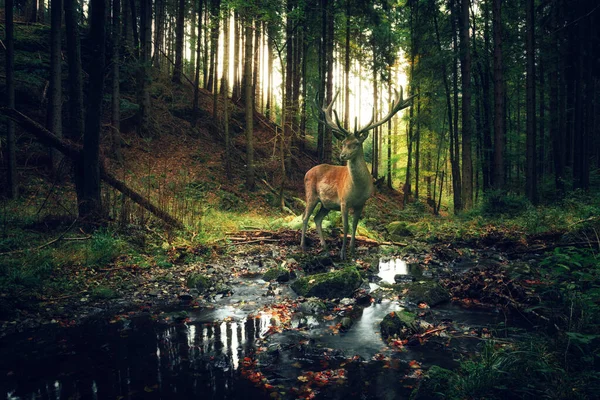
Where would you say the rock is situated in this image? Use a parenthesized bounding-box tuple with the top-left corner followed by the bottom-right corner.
(380, 310, 417, 339)
(291, 267, 363, 299)
(394, 274, 416, 284)
(401, 281, 450, 307)
(298, 299, 327, 315)
(340, 317, 353, 331)
(387, 221, 413, 238)
(299, 256, 335, 274)
(187, 273, 211, 293)
(178, 293, 194, 301)
(263, 267, 291, 282)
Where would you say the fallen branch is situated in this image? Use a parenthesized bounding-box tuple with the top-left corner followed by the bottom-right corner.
(229, 238, 280, 245)
(0, 107, 184, 228)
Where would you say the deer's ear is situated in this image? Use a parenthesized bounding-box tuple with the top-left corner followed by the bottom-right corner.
(357, 132, 369, 143)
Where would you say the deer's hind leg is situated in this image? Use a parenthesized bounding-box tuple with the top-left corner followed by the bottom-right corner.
(313, 205, 330, 250)
(301, 198, 319, 251)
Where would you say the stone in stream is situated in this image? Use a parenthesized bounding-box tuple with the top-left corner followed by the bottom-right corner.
(291, 267, 363, 299)
(263, 267, 291, 282)
(401, 281, 450, 307)
(380, 310, 418, 340)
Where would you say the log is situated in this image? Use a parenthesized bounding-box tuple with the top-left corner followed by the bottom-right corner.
(0, 107, 184, 228)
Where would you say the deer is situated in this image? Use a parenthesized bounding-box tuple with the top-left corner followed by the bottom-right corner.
(300, 86, 415, 260)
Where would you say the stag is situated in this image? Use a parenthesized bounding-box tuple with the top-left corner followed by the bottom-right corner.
(301, 87, 415, 260)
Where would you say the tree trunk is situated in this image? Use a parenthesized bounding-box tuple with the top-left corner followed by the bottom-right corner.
(81, 0, 106, 219)
(111, 0, 123, 163)
(232, 11, 241, 101)
(5, 0, 18, 198)
(372, 62, 379, 179)
(459, 0, 472, 209)
(193, 0, 203, 121)
(492, 0, 505, 190)
(450, 0, 462, 212)
(153, 0, 164, 69)
(244, 17, 255, 190)
(172, 0, 185, 82)
(525, 0, 537, 203)
(323, 0, 333, 163)
(222, 8, 231, 178)
(48, 0, 62, 177)
(253, 21, 261, 111)
(137, 0, 151, 136)
(129, 0, 139, 58)
(343, 0, 351, 129)
(189, 0, 197, 77)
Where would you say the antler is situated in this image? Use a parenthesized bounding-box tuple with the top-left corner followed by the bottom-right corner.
(356, 86, 417, 141)
(315, 91, 349, 140)
(315, 86, 416, 142)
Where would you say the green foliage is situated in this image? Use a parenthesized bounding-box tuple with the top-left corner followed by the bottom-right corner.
(481, 190, 532, 217)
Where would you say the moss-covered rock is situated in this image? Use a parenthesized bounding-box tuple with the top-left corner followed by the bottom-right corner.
(291, 267, 362, 299)
(401, 281, 450, 307)
(380, 310, 417, 339)
(263, 267, 291, 282)
(186, 273, 211, 293)
(299, 255, 335, 274)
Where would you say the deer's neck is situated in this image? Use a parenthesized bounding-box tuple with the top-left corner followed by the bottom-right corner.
(347, 150, 372, 190)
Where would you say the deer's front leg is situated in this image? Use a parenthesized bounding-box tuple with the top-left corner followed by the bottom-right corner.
(349, 206, 363, 255)
(340, 204, 349, 260)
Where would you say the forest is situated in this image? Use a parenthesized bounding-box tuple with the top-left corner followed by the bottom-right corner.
(1, 0, 599, 398)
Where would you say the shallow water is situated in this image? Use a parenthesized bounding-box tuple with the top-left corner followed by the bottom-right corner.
(1, 257, 529, 400)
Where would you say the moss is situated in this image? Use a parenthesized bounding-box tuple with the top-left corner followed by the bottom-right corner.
(410, 365, 455, 400)
(400, 281, 450, 307)
(380, 310, 417, 339)
(187, 273, 211, 293)
(291, 266, 362, 299)
(263, 267, 290, 282)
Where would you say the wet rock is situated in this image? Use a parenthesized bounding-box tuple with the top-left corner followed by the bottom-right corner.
(394, 274, 416, 284)
(291, 267, 363, 299)
(178, 293, 194, 302)
(299, 255, 335, 274)
(401, 281, 450, 307)
(340, 317, 353, 331)
(263, 267, 291, 282)
(380, 310, 417, 339)
(298, 299, 327, 315)
(354, 290, 372, 306)
(187, 273, 211, 293)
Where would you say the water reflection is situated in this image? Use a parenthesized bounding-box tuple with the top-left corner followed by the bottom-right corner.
(378, 258, 408, 283)
(1, 314, 275, 400)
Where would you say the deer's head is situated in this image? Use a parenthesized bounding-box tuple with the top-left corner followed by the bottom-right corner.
(316, 86, 417, 158)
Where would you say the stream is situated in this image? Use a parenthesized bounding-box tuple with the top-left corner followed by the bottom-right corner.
(0, 254, 529, 399)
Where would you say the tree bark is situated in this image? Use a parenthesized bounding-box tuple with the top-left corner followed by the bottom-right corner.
(173, 0, 185, 82)
(48, 0, 63, 177)
(222, 8, 231, 178)
(244, 17, 255, 190)
(492, 0, 505, 190)
(459, 0, 472, 209)
(111, 0, 123, 163)
(525, 0, 537, 203)
(80, 0, 106, 219)
(137, 0, 151, 136)
(5, 0, 18, 198)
